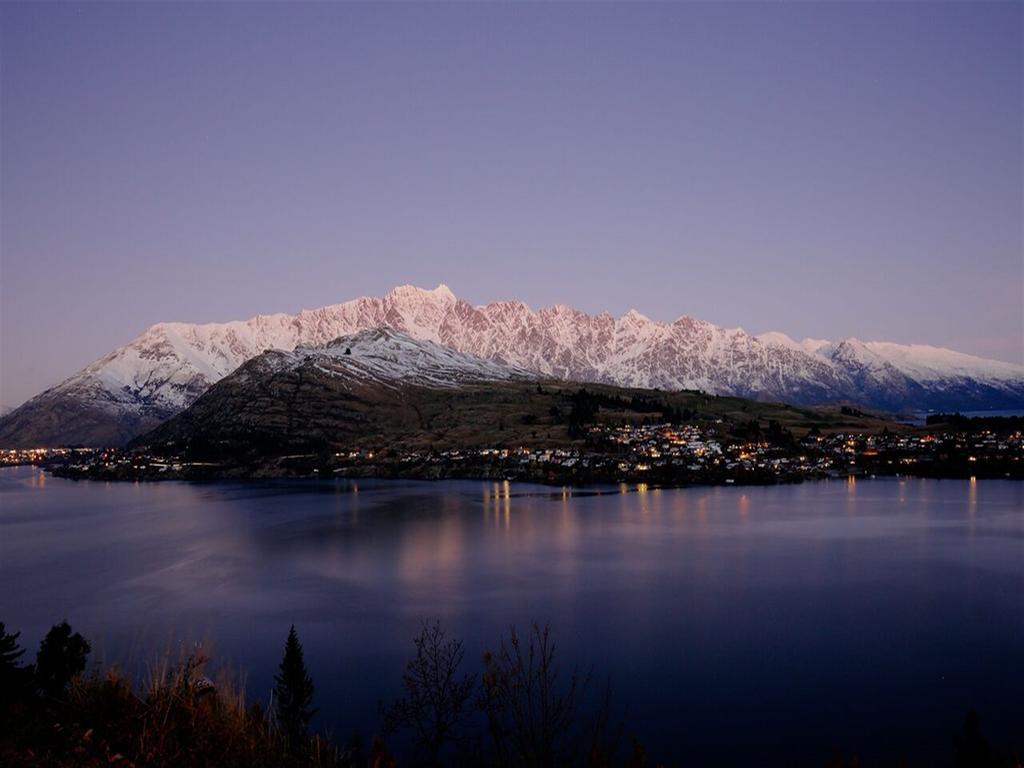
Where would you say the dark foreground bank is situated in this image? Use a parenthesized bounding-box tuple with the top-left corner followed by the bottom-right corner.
(2, 619, 1020, 768)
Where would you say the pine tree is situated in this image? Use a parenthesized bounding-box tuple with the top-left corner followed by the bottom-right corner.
(274, 625, 316, 749)
(0, 622, 25, 669)
(35, 621, 91, 698)
(0, 622, 30, 703)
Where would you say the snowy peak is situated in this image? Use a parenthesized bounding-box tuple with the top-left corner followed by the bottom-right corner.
(755, 332, 805, 353)
(385, 282, 456, 302)
(621, 308, 652, 325)
(829, 338, 880, 366)
(800, 338, 832, 356)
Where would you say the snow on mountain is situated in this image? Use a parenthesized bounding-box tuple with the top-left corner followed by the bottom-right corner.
(800, 338, 832, 356)
(2, 283, 1022, 447)
(851, 341, 1023, 383)
(264, 327, 533, 389)
(755, 332, 806, 353)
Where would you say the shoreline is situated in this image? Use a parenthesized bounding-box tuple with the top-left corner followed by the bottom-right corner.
(32, 461, 1021, 487)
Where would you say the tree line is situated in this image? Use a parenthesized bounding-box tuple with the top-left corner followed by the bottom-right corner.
(563, 389, 701, 437)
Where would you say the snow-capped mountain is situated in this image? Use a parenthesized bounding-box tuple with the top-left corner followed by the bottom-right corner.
(2, 283, 1022, 446)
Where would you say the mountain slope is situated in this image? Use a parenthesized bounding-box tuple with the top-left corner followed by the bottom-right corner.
(245, 327, 533, 390)
(139, 328, 537, 456)
(2, 283, 1022, 447)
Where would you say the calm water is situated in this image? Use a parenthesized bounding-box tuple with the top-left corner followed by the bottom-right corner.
(1, 467, 1021, 765)
(903, 408, 1024, 425)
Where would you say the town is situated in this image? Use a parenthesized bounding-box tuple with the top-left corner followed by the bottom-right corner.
(12, 415, 1022, 485)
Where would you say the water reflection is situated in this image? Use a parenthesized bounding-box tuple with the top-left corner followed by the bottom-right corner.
(738, 493, 750, 522)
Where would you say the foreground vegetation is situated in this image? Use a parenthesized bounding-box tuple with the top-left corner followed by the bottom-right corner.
(1, 620, 1018, 767)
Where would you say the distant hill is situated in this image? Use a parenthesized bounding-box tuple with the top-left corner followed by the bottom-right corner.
(3, 284, 1021, 447)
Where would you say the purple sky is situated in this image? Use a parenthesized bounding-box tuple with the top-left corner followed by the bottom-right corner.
(2, 2, 1021, 408)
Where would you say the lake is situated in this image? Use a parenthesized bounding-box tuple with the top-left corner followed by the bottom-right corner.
(0, 467, 1021, 765)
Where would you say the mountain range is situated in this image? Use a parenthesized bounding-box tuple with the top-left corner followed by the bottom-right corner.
(2, 283, 1022, 447)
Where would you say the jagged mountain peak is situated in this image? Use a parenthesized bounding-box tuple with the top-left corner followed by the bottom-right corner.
(385, 282, 456, 303)
(621, 308, 652, 324)
(800, 338, 832, 355)
(755, 331, 804, 352)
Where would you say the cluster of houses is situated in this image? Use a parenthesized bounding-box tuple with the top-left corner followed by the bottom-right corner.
(0, 446, 87, 467)
(802, 428, 1023, 474)
(359, 422, 1023, 481)
(345, 423, 817, 479)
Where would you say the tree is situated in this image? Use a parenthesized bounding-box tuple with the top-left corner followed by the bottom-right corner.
(382, 620, 476, 767)
(0, 621, 30, 703)
(567, 389, 599, 438)
(35, 620, 90, 698)
(766, 420, 793, 446)
(0, 621, 26, 671)
(479, 623, 616, 767)
(274, 625, 316, 749)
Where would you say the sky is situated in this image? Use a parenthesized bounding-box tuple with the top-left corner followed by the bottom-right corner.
(1, 1, 1021, 408)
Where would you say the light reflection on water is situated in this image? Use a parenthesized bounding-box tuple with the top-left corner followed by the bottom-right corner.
(0, 466, 1021, 766)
